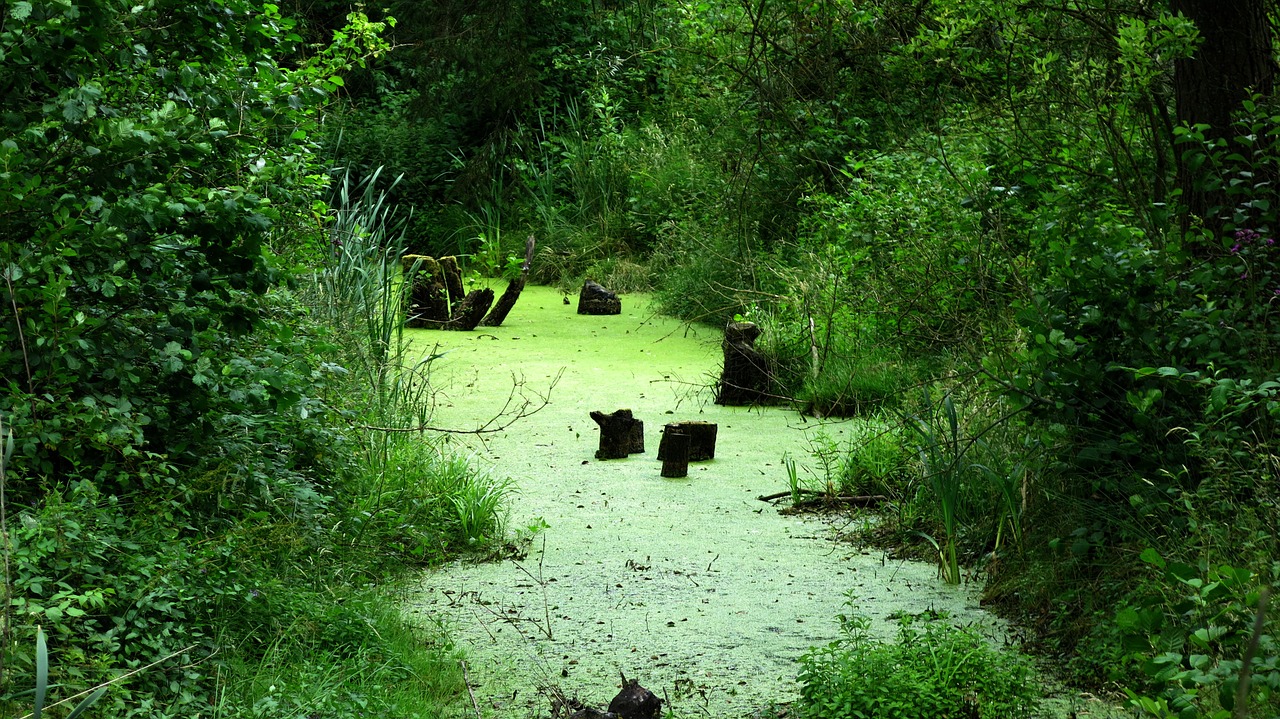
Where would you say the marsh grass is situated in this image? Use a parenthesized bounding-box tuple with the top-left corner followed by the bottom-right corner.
(906, 392, 966, 584)
(212, 595, 465, 719)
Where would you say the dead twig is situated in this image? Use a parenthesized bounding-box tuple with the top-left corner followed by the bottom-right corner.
(461, 660, 483, 719)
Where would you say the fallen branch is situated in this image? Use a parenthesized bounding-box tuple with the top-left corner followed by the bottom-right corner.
(461, 660, 483, 719)
(361, 370, 561, 435)
(756, 489, 888, 506)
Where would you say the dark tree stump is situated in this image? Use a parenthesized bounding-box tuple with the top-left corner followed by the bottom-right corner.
(609, 676, 662, 719)
(628, 419, 645, 454)
(403, 254, 450, 328)
(578, 279, 622, 315)
(591, 409, 639, 460)
(481, 235, 536, 327)
(716, 321, 773, 405)
(441, 288, 494, 331)
(657, 422, 717, 462)
(660, 430, 689, 478)
(439, 255, 465, 306)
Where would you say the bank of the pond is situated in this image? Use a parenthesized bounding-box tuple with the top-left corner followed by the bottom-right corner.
(405, 287, 1081, 718)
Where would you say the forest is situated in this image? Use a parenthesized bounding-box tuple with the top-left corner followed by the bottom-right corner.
(1, 0, 1278, 717)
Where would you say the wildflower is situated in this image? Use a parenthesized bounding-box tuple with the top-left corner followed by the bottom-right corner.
(1231, 244, 1242, 253)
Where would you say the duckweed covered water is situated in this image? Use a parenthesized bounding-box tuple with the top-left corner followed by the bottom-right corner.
(405, 287, 1099, 718)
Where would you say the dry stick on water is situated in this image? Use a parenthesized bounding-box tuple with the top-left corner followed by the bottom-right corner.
(1233, 586, 1271, 719)
(461, 660, 483, 719)
(512, 534, 553, 640)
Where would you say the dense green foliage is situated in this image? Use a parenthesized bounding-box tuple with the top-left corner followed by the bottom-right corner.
(0, 0, 508, 715)
(6, 0, 1280, 714)
(321, 0, 1280, 715)
(797, 610, 1041, 719)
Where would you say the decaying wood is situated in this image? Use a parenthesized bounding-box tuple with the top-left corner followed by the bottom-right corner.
(439, 255, 465, 306)
(578, 279, 621, 315)
(608, 674, 662, 719)
(716, 320, 773, 405)
(590, 409, 640, 460)
(657, 421, 717, 462)
(403, 254, 450, 328)
(481, 234, 536, 327)
(756, 489, 888, 507)
(659, 430, 689, 478)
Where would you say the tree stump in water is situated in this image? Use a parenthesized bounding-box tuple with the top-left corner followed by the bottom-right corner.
(439, 255, 465, 306)
(590, 409, 641, 460)
(659, 430, 689, 478)
(442, 288, 495, 330)
(481, 235, 536, 327)
(578, 279, 621, 315)
(657, 422, 717, 462)
(716, 321, 773, 405)
(402, 254, 450, 328)
(628, 419, 645, 454)
(402, 255, 495, 330)
(608, 676, 662, 719)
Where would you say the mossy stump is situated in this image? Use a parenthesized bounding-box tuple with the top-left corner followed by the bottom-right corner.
(402, 255, 495, 330)
(578, 279, 621, 315)
(716, 321, 772, 405)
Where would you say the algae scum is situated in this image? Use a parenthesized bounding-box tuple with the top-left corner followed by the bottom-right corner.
(408, 287, 1001, 718)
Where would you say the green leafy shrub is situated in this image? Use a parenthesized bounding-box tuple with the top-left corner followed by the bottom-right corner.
(1116, 553, 1279, 719)
(797, 611, 1042, 719)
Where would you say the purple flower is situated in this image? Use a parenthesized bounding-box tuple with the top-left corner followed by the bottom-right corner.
(1241, 272, 1249, 280)
(1268, 238, 1276, 246)
(1231, 244, 1242, 253)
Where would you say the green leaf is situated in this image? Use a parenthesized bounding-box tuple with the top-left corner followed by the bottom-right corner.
(12, 1, 32, 19)
(1139, 547, 1165, 569)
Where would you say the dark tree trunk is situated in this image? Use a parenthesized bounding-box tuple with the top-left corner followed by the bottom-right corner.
(441, 288, 495, 330)
(590, 409, 640, 460)
(1171, 0, 1276, 236)
(657, 422, 717, 462)
(481, 235, 536, 327)
(716, 321, 773, 405)
(659, 430, 689, 478)
(439, 255, 465, 306)
(403, 254, 450, 328)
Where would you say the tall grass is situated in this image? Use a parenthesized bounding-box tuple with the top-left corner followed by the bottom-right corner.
(906, 392, 965, 584)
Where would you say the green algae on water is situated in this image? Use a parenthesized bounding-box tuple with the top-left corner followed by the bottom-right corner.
(406, 287, 1005, 718)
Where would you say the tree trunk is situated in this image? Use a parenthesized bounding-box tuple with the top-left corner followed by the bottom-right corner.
(657, 422, 717, 462)
(403, 254, 450, 328)
(660, 430, 689, 478)
(481, 235, 536, 327)
(716, 321, 773, 405)
(1171, 0, 1276, 237)
(590, 409, 640, 460)
(439, 255, 465, 306)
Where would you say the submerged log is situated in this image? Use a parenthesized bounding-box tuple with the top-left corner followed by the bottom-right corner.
(481, 235, 536, 327)
(578, 279, 622, 315)
(591, 409, 639, 460)
(716, 321, 773, 405)
(657, 422, 717, 462)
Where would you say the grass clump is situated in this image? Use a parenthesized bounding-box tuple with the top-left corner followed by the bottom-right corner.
(797, 610, 1043, 719)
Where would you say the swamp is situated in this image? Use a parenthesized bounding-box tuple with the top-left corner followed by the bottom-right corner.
(2, 1, 1279, 718)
